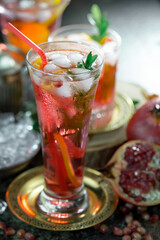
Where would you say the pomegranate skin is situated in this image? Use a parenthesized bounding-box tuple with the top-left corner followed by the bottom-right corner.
(127, 98, 160, 145)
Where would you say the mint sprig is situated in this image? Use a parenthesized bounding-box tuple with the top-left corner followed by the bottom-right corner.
(77, 51, 98, 70)
(87, 4, 109, 43)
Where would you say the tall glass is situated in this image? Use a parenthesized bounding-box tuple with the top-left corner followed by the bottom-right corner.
(0, 0, 70, 53)
(49, 24, 121, 129)
(26, 41, 104, 221)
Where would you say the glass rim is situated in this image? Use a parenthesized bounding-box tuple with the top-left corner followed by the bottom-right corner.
(49, 24, 121, 47)
(1, 0, 70, 11)
(26, 40, 104, 78)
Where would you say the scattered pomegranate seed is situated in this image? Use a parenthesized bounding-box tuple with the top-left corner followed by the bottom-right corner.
(125, 214, 133, 224)
(137, 206, 148, 212)
(141, 212, 150, 221)
(127, 222, 137, 232)
(123, 227, 132, 235)
(0, 222, 6, 230)
(5, 227, 16, 236)
(144, 232, 153, 240)
(113, 226, 123, 236)
(131, 232, 142, 240)
(99, 224, 108, 234)
(25, 232, 35, 240)
(119, 205, 130, 213)
(125, 203, 135, 210)
(136, 226, 146, 235)
(17, 229, 26, 239)
(122, 235, 131, 240)
(150, 214, 159, 223)
(93, 223, 100, 230)
(132, 220, 141, 227)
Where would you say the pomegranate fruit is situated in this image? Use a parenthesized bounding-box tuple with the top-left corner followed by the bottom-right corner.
(127, 97, 160, 145)
(107, 140, 160, 206)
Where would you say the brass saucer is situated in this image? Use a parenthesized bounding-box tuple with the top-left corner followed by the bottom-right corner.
(6, 166, 118, 231)
(87, 93, 134, 151)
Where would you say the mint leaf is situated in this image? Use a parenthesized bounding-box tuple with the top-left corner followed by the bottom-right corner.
(88, 4, 109, 43)
(77, 51, 98, 70)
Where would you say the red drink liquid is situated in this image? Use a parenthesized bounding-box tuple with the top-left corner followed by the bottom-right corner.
(26, 41, 103, 219)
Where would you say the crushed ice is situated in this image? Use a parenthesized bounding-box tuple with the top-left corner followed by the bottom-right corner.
(0, 113, 40, 168)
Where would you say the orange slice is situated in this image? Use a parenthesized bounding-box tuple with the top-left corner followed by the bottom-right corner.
(54, 132, 81, 188)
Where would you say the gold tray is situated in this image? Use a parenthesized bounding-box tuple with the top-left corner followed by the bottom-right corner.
(6, 166, 118, 231)
(87, 93, 134, 151)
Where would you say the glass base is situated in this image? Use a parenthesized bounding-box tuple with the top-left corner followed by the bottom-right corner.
(36, 184, 89, 221)
(89, 101, 114, 129)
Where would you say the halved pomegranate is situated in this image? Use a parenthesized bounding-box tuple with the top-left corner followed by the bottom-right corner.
(106, 140, 160, 206)
(127, 97, 160, 145)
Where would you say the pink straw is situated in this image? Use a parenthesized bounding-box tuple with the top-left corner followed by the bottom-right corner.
(6, 22, 47, 66)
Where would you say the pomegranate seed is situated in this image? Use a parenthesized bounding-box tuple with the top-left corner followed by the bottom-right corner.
(125, 214, 133, 224)
(55, 81, 63, 88)
(25, 232, 35, 240)
(150, 214, 159, 223)
(155, 169, 160, 181)
(93, 223, 100, 230)
(131, 232, 142, 239)
(137, 206, 148, 212)
(127, 222, 137, 232)
(122, 235, 131, 240)
(123, 227, 131, 235)
(0, 222, 6, 230)
(144, 232, 153, 240)
(99, 224, 108, 234)
(141, 212, 150, 221)
(113, 226, 123, 236)
(17, 229, 26, 238)
(125, 203, 135, 210)
(119, 205, 130, 214)
(136, 226, 146, 235)
(5, 227, 16, 236)
(132, 220, 141, 227)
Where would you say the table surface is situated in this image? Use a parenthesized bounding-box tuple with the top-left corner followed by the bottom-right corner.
(1, 0, 160, 239)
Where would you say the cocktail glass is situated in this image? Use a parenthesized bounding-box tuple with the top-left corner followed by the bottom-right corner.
(26, 41, 104, 221)
(49, 24, 121, 129)
(0, 0, 70, 53)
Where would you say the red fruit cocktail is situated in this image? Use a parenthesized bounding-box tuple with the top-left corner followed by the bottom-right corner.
(26, 41, 103, 220)
(49, 5, 121, 129)
(0, 0, 70, 53)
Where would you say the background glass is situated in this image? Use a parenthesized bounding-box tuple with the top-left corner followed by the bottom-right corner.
(0, 0, 70, 53)
(49, 24, 121, 129)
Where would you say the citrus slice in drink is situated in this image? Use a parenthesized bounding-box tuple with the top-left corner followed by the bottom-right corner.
(54, 132, 81, 188)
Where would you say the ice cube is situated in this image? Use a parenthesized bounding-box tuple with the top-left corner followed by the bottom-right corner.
(56, 76, 71, 97)
(70, 68, 91, 80)
(102, 41, 119, 66)
(33, 71, 42, 85)
(49, 53, 72, 68)
(68, 53, 84, 64)
(44, 63, 60, 73)
(37, 9, 52, 23)
(76, 77, 94, 92)
(16, 12, 37, 22)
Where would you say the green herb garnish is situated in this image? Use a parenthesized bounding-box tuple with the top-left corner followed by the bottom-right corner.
(77, 51, 98, 70)
(88, 4, 109, 43)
